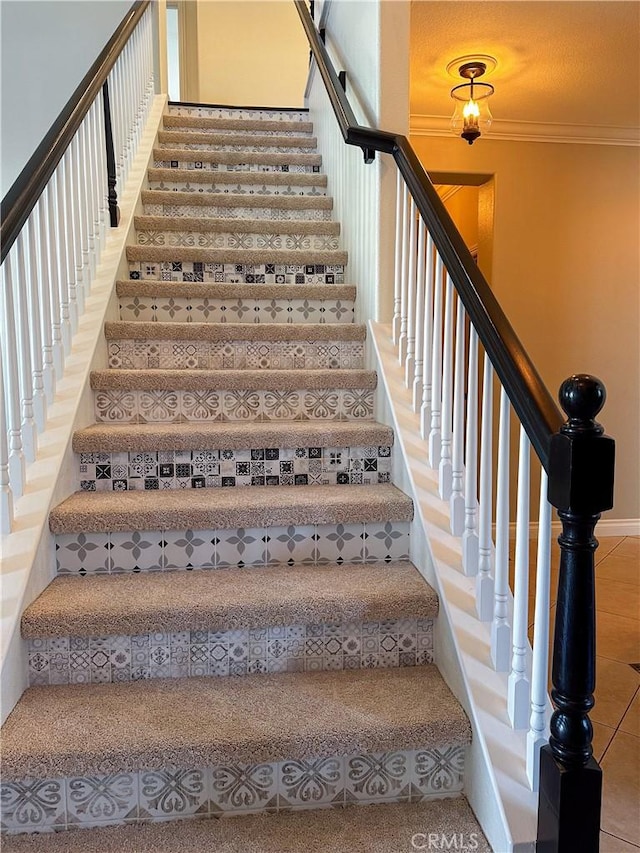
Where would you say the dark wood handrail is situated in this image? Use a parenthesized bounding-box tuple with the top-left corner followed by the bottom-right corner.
(0, 0, 150, 264)
(295, 0, 563, 467)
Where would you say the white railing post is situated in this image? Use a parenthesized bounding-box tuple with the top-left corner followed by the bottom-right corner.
(412, 217, 426, 411)
(428, 253, 444, 467)
(0, 346, 13, 534)
(438, 275, 454, 499)
(476, 353, 494, 620)
(462, 326, 479, 575)
(392, 171, 403, 345)
(0, 255, 26, 498)
(450, 300, 466, 535)
(398, 183, 409, 363)
(34, 198, 56, 405)
(419, 232, 435, 438)
(61, 150, 79, 335)
(527, 470, 552, 788)
(404, 198, 417, 384)
(491, 386, 512, 670)
(508, 425, 532, 728)
(24, 216, 47, 432)
(13, 235, 39, 461)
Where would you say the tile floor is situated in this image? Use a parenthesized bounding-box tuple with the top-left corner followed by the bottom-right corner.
(520, 535, 639, 851)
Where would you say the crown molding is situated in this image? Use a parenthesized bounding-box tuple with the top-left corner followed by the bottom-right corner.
(410, 113, 640, 147)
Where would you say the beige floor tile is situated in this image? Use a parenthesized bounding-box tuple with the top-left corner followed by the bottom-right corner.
(600, 830, 640, 851)
(621, 690, 640, 739)
(601, 730, 640, 845)
(599, 539, 640, 588)
(596, 576, 640, 621)
(593, 720, 616, 761)
(597, 536, 628, 564)
(597, 611, 640, 664)
(593, 658, 640, 728)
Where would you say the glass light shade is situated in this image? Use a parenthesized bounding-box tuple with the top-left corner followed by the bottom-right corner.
(451, 81, 494, 144)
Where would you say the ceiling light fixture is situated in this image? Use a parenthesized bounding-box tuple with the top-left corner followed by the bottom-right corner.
(450, 61, 494, 145)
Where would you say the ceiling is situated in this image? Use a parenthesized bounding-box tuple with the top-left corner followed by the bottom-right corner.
(410, 1, 640, 143)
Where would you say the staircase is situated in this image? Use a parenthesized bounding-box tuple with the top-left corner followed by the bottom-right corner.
(1, 105, 489, 850)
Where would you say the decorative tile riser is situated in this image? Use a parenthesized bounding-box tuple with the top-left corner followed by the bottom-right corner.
(128, 262, 345, 285)
(94, 388, 374, 424)
(147, 181, 327, 196)
(55, 521, 410, 575)
(119, 296, 354, 324)
(107, 341, 363, 371)
(77, 445, 391, 492)
(27, 618, 433, 685)
(158, 142, 317, 154)
(0, 746, 465, 834)
(143, 203, 333, 221)
(136, 231, 340, 251)
(162, 127, 314, 137)
(154, 161, 321, 174)
(167, 106, 311, 121)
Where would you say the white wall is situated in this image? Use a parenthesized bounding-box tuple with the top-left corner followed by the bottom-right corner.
(1, 0, 132, 196)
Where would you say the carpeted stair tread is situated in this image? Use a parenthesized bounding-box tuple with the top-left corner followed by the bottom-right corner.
(147, 167, 327, 186)
(116, 279, 354, 300)
(126, 245, 347, 265)
(158, 129, 318, 147)
(140, 189, 333, 209)
(104, 321, 364, 341)
(162, 115, 314, 133)
(1, 666, 470, 779)
(90, 367, 376, 391)
(22, 561, 437, 638)
(154, 148, 322, 167)
(134, 214, 340, 235)
(73, 420, 393, 452)
(48, 483, 413, 533)
(0, 799, 490, 853)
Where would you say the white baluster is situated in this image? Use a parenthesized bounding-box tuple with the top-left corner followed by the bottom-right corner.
(439, 274, 454, 499)
(420, 232, 435, 438)
(95, 94, 109, 246)
(450, 299, 466, 534)
(476, 353, 494, 620)
(82, 112, 98, 278)
(47, 174, 66, 371)
(34, 198, 56, 404)
(0, 256, 26, 498)
(404, 198, 417, 385)
(428, 253, 444, 467)
(412, 217, 426, 411)
(61, 151, 79, 334)
(0, 347, 13, 534)
(491, 386, 512, 670)
(71, 132, 88, 312)
(462, 327, 479, 575)
(14, 236, 39, 460)
(508, 425, 532, 729)
(527, 470, 552, 789)
(398, 182, 409, 362)
(78, 116, 95, 285)
(392, 171, 403, 344)
(24, 215, 47, 431)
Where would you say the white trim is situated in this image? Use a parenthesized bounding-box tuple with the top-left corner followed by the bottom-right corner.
(508, 518, 640, 538)
(436, 184, 463, 203)
(410, 113, 640, 147)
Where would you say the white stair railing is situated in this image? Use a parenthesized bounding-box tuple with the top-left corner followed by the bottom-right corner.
(1, 2, 155, 535)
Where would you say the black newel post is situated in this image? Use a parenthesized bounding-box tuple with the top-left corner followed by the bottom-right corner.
(537, 374, 615, 853)
(102, 80, 120, 227)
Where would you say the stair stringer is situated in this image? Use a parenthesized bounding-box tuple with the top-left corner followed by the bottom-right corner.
(367, 321, 539, 853)
(0, 95, 169, 725)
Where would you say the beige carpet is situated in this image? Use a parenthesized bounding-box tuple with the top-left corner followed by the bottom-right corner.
(162, 115, 314, 133)
(1, 799, 492, 853)
(140, 189, 333, 209)
(104, 320, 363, 342)
(2, 667, 470, 779)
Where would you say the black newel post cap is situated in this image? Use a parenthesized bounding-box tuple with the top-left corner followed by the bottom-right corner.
(548, 374, 615, 514)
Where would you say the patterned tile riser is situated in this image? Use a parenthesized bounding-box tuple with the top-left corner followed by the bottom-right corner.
(167, 106, 311, 121)
(158, 144, 316, 155)
(27, 618, 433, 686)
(143, 204, 333, 221)
(119, 296, 354, 324)
(0, 746, 465, 834)
(77, 446, 391, 493)
(107, 341, 364, 371)
(147, 181, 328, 196)
(136, 231, 340, 251)
(55, 521, 410, 575)
(128, 262, 344, 285)
(93, 388, 375, 424)
(154, 161, 321, 174)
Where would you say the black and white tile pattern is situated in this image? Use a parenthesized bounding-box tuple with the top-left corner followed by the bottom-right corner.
(136, 229, 339, 250)
(128, 261, 344, 284)
(142, 202, 333, 221)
